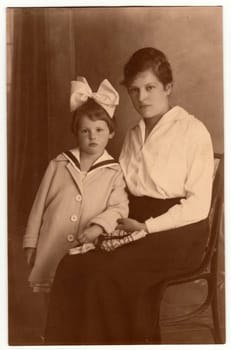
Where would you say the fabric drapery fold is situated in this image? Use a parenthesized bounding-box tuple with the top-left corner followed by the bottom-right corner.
(8, 8, 76, 227)
(8, 8, 76, 344)
(8, 8, 49, 226)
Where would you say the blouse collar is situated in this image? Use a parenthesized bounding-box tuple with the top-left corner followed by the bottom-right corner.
(138, 105, 187, 142)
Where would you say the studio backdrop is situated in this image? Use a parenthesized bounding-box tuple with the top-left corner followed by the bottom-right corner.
(7, 7, 223, 344)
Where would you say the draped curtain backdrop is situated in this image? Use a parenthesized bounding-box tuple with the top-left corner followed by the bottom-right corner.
(8, 8, 76, 343)
(8, 7, 76, 227)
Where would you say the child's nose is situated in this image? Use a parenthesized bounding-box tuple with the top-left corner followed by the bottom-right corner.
(89, 131, 96, 139)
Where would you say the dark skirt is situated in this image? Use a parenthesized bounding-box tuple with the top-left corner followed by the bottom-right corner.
(45, 196, 209, 345)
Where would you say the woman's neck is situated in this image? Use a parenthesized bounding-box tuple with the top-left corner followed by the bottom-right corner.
(143, 115, 162, 140)
(144, 106, 171, 140)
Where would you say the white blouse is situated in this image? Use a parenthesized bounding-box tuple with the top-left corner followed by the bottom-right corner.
(119, 106, 214, 233)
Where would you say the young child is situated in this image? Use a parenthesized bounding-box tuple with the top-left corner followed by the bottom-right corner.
(23, 77, 130, 293)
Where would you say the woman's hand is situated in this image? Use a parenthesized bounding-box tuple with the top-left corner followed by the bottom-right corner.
(116, 218, 146, 232)
(24, 247, 36, 268)
(78, 224, 104, 244)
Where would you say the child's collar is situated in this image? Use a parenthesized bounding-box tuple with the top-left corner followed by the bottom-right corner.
(62, 148, 118, 173)
(70, 148, 114, 164)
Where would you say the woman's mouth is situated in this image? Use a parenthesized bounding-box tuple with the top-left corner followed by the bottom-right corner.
(139, 104, 151, 109)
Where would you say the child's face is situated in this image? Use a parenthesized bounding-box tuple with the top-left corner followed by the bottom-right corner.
(77, 115, 114, 156)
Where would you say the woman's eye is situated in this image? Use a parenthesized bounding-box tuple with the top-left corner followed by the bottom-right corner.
(146, 85, 155, 91)
(128, 87, 139, 94)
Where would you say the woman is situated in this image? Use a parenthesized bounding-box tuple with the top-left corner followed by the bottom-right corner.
(45, 47, 214, 345)
(118, 47, 214, 234)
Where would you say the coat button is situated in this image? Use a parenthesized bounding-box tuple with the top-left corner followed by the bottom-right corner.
(75, 194, 82, 202)
(67, 234, 74, 242)
(70, 214, 78, 222)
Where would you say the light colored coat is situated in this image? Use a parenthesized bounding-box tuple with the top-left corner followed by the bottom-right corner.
(23, 149, 129, 288)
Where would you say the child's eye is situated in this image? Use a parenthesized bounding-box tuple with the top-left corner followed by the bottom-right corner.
(96, 128, 103, 132)
(80, 129, 88, 134)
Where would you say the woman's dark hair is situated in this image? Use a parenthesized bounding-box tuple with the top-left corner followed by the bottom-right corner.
(72, 98, 115, 136)
(121, 47, 173, 87)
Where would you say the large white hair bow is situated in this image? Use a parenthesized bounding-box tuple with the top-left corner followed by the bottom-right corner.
(70, 77, 119, 118)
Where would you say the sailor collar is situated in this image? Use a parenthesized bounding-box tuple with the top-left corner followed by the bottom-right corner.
(59, 148, 118, 173)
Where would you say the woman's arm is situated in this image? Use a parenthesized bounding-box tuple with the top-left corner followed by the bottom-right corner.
(145, 123, 214, 233)
(117, 122, 214, 234)
(116, 218, 146, 232)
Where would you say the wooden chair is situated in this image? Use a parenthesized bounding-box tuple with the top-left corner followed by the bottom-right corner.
(159, 153, 224, 343)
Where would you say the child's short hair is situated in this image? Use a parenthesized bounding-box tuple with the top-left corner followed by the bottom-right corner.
(72, 98, 115, 136)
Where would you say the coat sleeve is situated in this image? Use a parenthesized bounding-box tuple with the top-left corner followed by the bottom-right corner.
(145, 123, 214, 233)
(89, 168, 129, 234)
(22, 160, 56, 248)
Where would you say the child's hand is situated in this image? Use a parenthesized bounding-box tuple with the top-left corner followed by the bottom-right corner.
(24, 248, 36, 268)
(78, 225, 104, 244)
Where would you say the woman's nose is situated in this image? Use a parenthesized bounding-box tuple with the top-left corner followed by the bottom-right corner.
(138, 89, 147, 102)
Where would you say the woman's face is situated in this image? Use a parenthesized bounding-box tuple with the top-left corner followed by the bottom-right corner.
(127, 68, 172, 119)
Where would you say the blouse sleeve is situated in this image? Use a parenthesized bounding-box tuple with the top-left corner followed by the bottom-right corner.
(145, 123, 214, 233)
(22, 160, 55, 248)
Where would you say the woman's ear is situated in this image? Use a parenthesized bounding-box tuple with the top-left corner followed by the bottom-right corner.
(165, 82, 173, 96)
(109, 131, 115, 139)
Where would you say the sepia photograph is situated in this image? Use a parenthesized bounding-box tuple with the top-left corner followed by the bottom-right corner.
(4, 3, 227, 347)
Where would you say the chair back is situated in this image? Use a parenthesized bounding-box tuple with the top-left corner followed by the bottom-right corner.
(160, 153, 225, 343)
(165, 152, 224, 285)
(200, 153, 224, 270)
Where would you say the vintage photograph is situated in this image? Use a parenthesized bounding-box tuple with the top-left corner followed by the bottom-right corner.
(6, 6, 225, 345)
